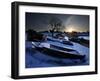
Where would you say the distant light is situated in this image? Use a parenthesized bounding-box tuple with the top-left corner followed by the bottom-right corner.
(65, 26, 76, 32)
(65, 25, 84, 32)
(68, 28, 74, 32)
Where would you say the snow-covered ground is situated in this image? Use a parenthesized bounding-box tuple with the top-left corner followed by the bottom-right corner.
(78, 36, 89, 40)
(25, 39, 89, 68)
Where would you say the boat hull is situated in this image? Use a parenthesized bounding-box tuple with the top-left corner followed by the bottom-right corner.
(34, 46, 85, 60)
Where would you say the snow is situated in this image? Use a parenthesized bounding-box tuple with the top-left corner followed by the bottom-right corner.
(72, 42, 89, 64)
(64, 36, 69, 41)
(25, 39, 89, 68)
(39, 42, 50, 48)
(47, 40, 74, 50)
(78, 36, 89, 40)
(32, 42, 50, 48)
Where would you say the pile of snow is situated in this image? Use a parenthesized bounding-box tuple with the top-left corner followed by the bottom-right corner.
(64, 36, 69, 41)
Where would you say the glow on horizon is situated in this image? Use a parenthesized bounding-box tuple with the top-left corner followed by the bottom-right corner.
(67, 27, 74, 32)
(65, 26, 88, 32)
(65, 26, 77, 32)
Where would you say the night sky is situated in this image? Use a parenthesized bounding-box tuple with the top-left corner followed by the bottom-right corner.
(26, 12, 89, 32)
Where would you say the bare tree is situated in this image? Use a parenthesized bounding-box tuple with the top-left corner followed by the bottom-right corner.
(48, 17, 63, 37)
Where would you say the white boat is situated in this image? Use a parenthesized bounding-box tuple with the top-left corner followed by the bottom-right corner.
(32, 42, 85, 60)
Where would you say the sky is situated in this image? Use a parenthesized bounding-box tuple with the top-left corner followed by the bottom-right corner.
(26, 12, 89, 32)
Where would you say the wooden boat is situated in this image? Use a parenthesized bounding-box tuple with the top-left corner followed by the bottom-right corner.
(32, 42, 85, 60)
